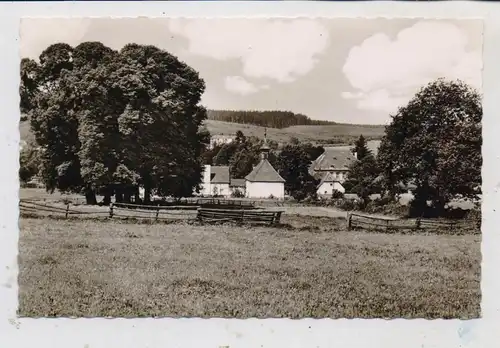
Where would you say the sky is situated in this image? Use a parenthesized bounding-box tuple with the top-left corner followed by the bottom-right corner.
(20, 18, 483, 125)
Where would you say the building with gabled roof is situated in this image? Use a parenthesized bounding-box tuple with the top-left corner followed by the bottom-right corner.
(316, 171, 346, 197)
(199, 165, 231, 197)
(245, 131, 285, 199)
(309, 146, 355, 182)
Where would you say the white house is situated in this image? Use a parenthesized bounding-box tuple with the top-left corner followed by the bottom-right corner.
(208, 135, 236, 149)
(245, 137, 285, 199)
(316, 172, 346, 197)
(309, 141, 381, 184)
(199, 165, 231, 197)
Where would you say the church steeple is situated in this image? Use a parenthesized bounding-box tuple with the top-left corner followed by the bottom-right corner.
(260, 128, 270, 160)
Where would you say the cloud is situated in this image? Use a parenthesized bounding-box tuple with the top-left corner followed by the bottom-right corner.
(342, 21, 483, 114)
(224, 76, 259, 95)
(20, 18, 91, 59)
(168, 18, 329, 83)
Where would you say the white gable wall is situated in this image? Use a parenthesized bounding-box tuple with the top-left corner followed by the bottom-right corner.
(198, 165, 212, 196)
(212, 183, 230, 197)
(317, 182, 345, 196)
(246, 181, 285, 199)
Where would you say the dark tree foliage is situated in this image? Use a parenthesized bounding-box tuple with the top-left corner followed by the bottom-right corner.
(377, 78, 482, 217)
(19, 141, 41, 184)
(343, 153, 380, 208)
(352, 135, 372, 160)
(20, 41, 208, 204)
(275, 144, 317, 201)
(302, 143, 325, 162)
(207, 109, 336, 129)
(201, 143, 223, 165)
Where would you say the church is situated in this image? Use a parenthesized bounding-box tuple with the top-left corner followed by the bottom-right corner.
(245, 133, 285, 199)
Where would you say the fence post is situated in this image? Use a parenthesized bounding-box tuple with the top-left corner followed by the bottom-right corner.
(416, 218, 421, 229)
(65, 204, 70, 219)
(347, 213, 352, 230)
(386, 219, 390, 232)
(109, 203, 114, 218)
(155, 204, 160, 222)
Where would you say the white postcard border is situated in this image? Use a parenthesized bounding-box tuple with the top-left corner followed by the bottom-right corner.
(0, 2, 497, 348)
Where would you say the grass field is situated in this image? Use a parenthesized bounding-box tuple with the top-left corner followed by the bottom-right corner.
(203, 120, 386, 144)
(18, 215, 481, 319)
(21, 119, 385, 146)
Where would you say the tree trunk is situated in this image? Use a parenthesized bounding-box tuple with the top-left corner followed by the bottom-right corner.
(144, 185, 152, 204)
(123, 191, 131, 204)
(115, 188, 124, 203)
(103, 194, 111, 205)
(433, 197, 447, 217)
(134, 187, 141, 204)
(84, 188, 97, 205)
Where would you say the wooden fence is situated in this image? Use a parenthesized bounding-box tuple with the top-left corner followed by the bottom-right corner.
(347, 212, 479, 232)
(196, 198, 256, 209)
(19, 199, 278, 225)
(19, 199, 196, 221)
(197, 208, 283, 226)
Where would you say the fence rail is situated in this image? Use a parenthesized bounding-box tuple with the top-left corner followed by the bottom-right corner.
(347, 212, 479, 232)
(196, 208, 282, 226)
(18, 199, 279, 225)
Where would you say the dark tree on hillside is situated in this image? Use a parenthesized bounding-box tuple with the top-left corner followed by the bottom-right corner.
(20, 41, 208, 204)
(207, 109, 337, 129)
(377, 78, 482, 217)
(352, 135, 372, 160)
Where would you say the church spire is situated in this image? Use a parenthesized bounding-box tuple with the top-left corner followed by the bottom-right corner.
(260, 128, 270, 160)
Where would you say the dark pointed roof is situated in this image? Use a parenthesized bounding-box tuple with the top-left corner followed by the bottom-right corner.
(245, 159, 285, 183)
(210, 166, 230, 184)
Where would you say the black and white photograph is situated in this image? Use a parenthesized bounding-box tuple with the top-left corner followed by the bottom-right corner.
(17, 17, 482, 319)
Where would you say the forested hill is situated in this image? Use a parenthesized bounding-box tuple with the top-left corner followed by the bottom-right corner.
(207, 110, 337, 129)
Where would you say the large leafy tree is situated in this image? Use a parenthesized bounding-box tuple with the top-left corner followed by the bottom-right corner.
(377, 78, 482, 216)
(229, 134, 262, 179)
(20, 41, 208, 204)
(343, 153, 380, 208)
(275, 143, 317, 201)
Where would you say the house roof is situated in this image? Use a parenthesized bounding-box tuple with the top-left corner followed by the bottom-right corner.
(210, 166, 230, 184)
(245, 159, 285, 183)
(309, 147, 355, 173)
(317, 172, 341, 188)
(230, 178, 246, 187)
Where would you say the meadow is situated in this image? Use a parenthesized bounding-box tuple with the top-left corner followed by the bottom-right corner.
(18, 213, 481, 319)
(203, 119, 386, 144)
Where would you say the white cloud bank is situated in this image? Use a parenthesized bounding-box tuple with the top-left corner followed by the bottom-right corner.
(224, 76, 259, 95)
(169, 18, 329, 85)
(342, 21, 483, 114)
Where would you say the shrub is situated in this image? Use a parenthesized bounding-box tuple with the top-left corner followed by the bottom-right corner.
(331, 189, 344, 199)
(335, 198, 360, 211)
(231, 189, 245, 198)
